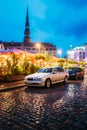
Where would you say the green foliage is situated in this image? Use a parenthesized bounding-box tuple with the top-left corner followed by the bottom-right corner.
(57, 58, 66, 67)
(11, 53, 19, 70)
(1, 51, 87, 78)
(12, 65, 23, 75)
(68, 60, 78, 64)
(35, 53, 46, 60)
(6, 59, 12, 74)
(29, 64, 40, 74)
(42, 52, 54, 66)
(22, 60, 30, 75)
(5, 53, 19, 75)
(0, 66, 8, 76)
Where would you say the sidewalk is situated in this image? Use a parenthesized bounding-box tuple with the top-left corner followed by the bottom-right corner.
(0, 80, 26, 91)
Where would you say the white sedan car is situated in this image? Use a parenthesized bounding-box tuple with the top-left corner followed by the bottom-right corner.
(24, 67, 69, 88)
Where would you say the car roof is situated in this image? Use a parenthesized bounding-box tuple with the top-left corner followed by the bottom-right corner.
(68, 67, 80, 69)
(43, 66, 63, 69)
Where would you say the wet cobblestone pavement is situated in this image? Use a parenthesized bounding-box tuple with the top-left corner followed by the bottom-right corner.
(0, 78, 87, 130)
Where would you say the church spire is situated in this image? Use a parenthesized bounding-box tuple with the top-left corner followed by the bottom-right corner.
(24, 6, 30, 43)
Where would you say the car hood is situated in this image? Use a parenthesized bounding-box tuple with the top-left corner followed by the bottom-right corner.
(25, 73, 51, 79)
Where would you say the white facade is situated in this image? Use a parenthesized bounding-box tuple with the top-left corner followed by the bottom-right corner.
(67, 44, 87, 62)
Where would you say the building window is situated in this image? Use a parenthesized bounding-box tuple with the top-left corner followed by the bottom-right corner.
(32, 48, 36, 51)
(83, 52, 85, 59)
(79, 52, 81, 59)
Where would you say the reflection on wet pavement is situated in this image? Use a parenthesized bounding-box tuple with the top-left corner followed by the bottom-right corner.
(0, 80, 87, 130)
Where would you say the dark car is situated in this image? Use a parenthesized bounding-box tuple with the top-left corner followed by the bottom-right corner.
(67, 67, 84, 80)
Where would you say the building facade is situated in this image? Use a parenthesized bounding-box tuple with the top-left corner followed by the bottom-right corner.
(67, 44, 87, 62)
(0, 7, 56, 55)
(0, 43, 5, 50)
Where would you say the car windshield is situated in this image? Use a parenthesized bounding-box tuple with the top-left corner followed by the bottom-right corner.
(67, 68, 80, 72)
(38, 68, 53, 73)
(67, 68, 74, 71)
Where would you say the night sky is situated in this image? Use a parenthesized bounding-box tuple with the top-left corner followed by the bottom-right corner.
(0, 0, 87, 57)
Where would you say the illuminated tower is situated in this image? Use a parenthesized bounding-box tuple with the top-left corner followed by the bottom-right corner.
(24, 6, 30, 43)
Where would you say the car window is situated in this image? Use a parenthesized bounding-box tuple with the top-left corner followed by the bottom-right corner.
(38, 68, 52, 73)
(75, 68, 79, 72)
(74, 68, 81, 72)
(67, 68, 82, 72)
(44, 68, 52, 73)
(67, 68, 73, 71)
(57, 67, 64, 72)
(67, 68, 75, 72)
(38, 68, 44, 73)
(76, 68, 82, 72)
(53, 68, 58, 73)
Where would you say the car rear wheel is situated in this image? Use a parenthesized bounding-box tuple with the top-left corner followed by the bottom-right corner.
(45, 79, 51, 88)
(81, 75, 84, 79)
(64, 76, 68, 83)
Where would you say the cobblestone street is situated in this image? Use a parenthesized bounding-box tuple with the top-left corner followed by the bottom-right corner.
(0, 79, 87, 130)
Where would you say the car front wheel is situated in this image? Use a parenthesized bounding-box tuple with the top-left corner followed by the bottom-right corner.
(75, 74, 78, 80)
(45, 79, 51, 88)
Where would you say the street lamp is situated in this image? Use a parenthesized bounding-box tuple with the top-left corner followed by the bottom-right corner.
(58, 49, 62, 58)
(36, 43, 41, 53)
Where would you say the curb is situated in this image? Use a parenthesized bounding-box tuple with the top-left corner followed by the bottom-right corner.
(0, 84, 26, 92)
